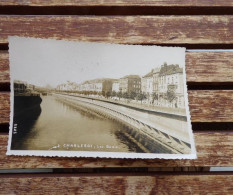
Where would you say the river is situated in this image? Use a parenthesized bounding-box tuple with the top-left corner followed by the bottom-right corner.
(11, 95, 144, 153)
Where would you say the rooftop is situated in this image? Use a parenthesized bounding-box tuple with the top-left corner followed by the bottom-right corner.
(121, 75, 141, 79)
(159, 63, 183, 76)
(143, 70, 153, 78)
(83, 78, 117, 84)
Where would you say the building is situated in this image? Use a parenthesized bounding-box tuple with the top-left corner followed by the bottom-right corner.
(56, 81, 78, 91)
(141, 70, 154, 96)
(56, 83, 66, 91)
(14, 80, 28, 93)
(158, 63, 184, 108)
(119, 75, 141, 94)
(152, 67, 161, 94)
(112, 80, 120, 92)
(78, 78, 115, 94)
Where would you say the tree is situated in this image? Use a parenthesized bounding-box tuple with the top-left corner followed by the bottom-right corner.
(166, 90, 176, 102)
(136, 93, 146, 104)
(117, 91, 122, 100)
(129, 91, 137, 100)
(152, 92, 158, 104)
(123, 92, 129, 99)
(106, 91, 111, 98)
(111, 91, 117, 97)
(102, 91, 106, 97)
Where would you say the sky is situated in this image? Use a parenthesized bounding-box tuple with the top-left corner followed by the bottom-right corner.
(9, 37, 185, 88)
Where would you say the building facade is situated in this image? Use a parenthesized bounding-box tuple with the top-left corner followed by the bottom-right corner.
(112, 80, 120, 92)
(119, 75, 141, 94)
(78, 78, 115, 94)
(158, 63, 184, 108)
(57, 82, 78, 91)
(141, 70, 154, 96)
(152, 67, 160, 94)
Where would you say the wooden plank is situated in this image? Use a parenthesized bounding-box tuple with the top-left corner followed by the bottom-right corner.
(189, 90, 233, 122)
(1, 51, 233, 83)
(0, 52, 9, 83)
(1, 90, 233, 123)
(0, 93, 9, 124)
(1, 132, 233, 168)
(0, 16, 233, 44)
(0, 174, 232, 194)
(186, 52, 233, 83)
(0, 0, 233, 7)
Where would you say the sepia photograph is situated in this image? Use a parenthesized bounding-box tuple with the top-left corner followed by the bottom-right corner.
(7, 37, 196, 159)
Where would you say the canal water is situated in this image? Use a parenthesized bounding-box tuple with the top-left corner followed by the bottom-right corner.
(12, 95, 144, 153)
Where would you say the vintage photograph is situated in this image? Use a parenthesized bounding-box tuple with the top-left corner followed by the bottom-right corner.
(7, 37, 196, 159)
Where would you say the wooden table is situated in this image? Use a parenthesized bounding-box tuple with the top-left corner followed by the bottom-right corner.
(0, 1, 233, 194)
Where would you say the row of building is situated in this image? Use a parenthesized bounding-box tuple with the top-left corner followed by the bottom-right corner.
(56, 63, 185, 108)
(14, 80, 36, 94)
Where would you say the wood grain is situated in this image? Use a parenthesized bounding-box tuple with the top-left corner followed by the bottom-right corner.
(0, 174, 233, 194)
(0, 93, 10, 124)
(1, 90, 233, 123)
(1, 51, 233, 83)
(0, 16, 233, 44)
(0, 52, 9, 83)
(186, 52, 233, 83)
(1, 132, 233, 169)
(189, 90, 233, 122)
(0, 0, 233, 7)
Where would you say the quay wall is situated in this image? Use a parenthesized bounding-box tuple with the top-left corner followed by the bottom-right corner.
(53, 93, 184, 154)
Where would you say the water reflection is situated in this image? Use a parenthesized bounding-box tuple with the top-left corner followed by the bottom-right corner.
(12, 95, 141, 152)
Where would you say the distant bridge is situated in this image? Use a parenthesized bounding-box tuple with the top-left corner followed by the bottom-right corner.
(53, 93, 191, 154)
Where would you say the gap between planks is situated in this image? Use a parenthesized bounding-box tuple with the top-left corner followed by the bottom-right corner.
(0, 6, 233, 16)
(2, 44, 233, 50)
(0, 172, 233, 178)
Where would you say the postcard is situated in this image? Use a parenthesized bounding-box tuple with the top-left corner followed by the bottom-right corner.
(7, 37, 196, 159)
